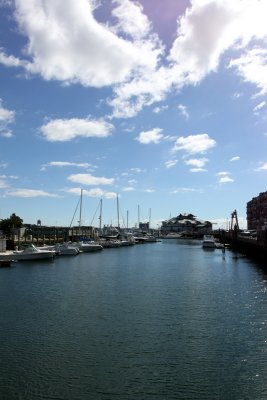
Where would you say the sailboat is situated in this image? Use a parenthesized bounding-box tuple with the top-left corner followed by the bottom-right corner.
(70, 189, 103, 252)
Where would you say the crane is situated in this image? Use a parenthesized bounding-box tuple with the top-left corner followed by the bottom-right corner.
(230, 209, 239, 231)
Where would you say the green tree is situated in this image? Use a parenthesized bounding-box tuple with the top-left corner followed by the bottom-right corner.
(0, 213, 23, 235)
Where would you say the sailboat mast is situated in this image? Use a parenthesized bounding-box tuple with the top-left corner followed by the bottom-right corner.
(99, 198, 102, 230)
(79, 188, 83, 228)
(117, 193, 120, 229)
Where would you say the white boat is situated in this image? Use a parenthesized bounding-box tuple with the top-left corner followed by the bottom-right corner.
(54, 242, 80, 255)
(71, 241, 103, 252)
(0, 244, 56, 261)
(164, 233, 182, 239)
(202, 235, 216, 249)
(99, 239, 121, 248)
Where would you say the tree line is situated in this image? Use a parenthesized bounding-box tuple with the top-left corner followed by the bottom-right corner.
(0, 213, 23, 236)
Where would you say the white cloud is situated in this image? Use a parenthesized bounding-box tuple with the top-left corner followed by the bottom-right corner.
(104, 191, 117, 199)
(173, 134, 216, 154)
(217, 171, 234, 183)
(110, 0, 267, 117)
(184, 158, 208, 168)
(230, 156, 240, 162)
(6, 189, 59, 197)
(66, 187, 117, 199)
(1, 0, 267, 119)
(0, 99, 15, 137)
(229, 48, 267, 96)
(153, 105, 168, 114)
(41, 161, 96, 171)
(256, 163, 267, 171)
(165, 160, 178, 168)
(3, 0, 162, 89)
(185, 158, 208, 172)
(178, 104, 189, 119)
(189, 168, 207, 172)
(144, 189, 155, 193)
(67, 173, 114, 186)
(130, 168, 146, 173)
(112, 0, 151, 40)
(128, 179, 137, 185)
(253, 101, 266, 114)
(136, 128, 164, 144)
(40, 118, 113, 142)
(170, 0, 267, 84)
(122, 187, 135, 192)
(0, 178, 8, 189)
(0, 162, 8, 168)
(218, 176, 234, 184)
(1, 130, 13, 138)
(0, 49, 23, 67)
(170, 187, 202, 194)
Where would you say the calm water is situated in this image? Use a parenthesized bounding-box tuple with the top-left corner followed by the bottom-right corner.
(1, 239, 267, 400)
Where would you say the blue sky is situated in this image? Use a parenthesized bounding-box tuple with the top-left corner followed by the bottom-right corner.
(0, 0, 267, 229)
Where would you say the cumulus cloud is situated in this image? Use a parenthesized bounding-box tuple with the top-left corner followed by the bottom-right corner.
(135, 128, 164, 144)
(0, 49, 24, 67)
(67, 173, 114, 186)
(40, 118, 114, 142)
(229, 48, 267, 97)
(217, 171, 234, 183)
(172, 133, 216, 154)
(1, 0, 162, 89)
(1, 0, 267, 118)
(184, 158, 208, 172)
(112, 0, 151, 40)
(219, 176, 234, 184)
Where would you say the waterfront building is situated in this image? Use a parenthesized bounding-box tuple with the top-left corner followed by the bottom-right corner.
(161, 213, 212, 235)
(247, 191, 267, 230)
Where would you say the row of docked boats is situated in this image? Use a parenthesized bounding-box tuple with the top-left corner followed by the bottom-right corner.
(0, 234, 158, 263)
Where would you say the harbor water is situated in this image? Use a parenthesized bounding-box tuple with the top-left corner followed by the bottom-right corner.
(1, 239, 267, 399)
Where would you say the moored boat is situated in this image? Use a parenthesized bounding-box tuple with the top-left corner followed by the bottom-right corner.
(71, 241, 103, 252)
(0, 244, 56, 261)
(55, 242, 80, 255)
(202, 235, 216, 249)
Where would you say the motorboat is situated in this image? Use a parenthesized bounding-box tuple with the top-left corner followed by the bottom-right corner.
(164, 233, 182, 239)
(71, 241, 103, 252)
(0, 244, 56, 261)
(99, 239, 121, 248)
(202, 235, 216, 249)
(54, 242, 80, 255)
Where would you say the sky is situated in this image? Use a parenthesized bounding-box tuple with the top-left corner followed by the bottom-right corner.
(0, 0, 267, 230)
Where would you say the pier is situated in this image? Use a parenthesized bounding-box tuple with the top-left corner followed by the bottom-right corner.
(220, 229, 267, 263)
